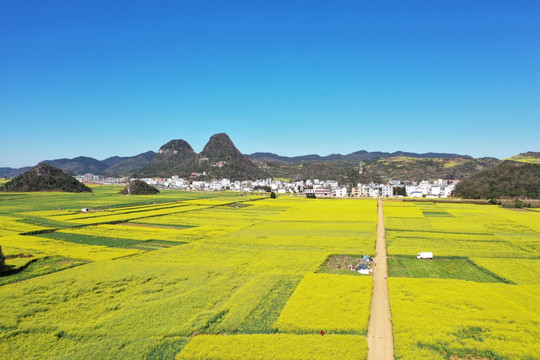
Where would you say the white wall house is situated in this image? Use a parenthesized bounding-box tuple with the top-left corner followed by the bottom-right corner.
(304, 189, 315, 196)
(369, 188, 379, 198)
(381, 185, 394, 198)
(332, 187, 348, 197)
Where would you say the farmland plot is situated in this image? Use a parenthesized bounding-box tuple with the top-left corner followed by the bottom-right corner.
(0, 192, 377, 359)
(385, 201, 540, 360)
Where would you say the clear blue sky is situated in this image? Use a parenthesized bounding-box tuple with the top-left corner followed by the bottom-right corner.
(1, 1, 539, 167)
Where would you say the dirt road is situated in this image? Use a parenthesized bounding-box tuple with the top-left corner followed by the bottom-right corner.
(367, 198, 394, 360)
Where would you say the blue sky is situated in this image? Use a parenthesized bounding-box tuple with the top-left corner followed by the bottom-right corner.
(1, 1, 539, 167)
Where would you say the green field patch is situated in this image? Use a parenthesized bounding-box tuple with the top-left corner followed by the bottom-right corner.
(133, 240, 188, 252)
(238, 276, 301, 333)
(422, 210, 454, 217)
(387, 256, 507, 283)
(17, 215, 77, 230)
(146, 338, 188, 360)
(146, 239, 187, 246)
(128, 221, 194, 230)
(417, 338, 507, 360)
(0, 255, 86, 286)
(36, 232, 143, 248)
(34, 232, 186, 251)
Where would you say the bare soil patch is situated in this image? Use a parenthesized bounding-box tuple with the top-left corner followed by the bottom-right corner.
(450, 355, 493, 360)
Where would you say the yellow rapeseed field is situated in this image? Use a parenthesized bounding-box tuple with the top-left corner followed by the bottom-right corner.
(385, 200, 540, 360)
(390, 278, 540, 360)
(176, 334, 367, 360)
(0, 193, 378, 359)
(2, 190, 538, 359)
(274, 273, 372, 334)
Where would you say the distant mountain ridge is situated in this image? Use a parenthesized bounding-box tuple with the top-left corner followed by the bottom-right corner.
(33, 151, 157, 177)
(0, 167, 31, 178)
(102, 151, 157, 176)
(246, 150, 463, 163)
(44, 156, 108, 175)
(1, 134, 537, 182)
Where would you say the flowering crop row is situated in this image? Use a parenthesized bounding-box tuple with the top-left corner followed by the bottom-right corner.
(1, 234, 141, 261)
(176, 334, 367, 360)
(274, 273, 372, 334)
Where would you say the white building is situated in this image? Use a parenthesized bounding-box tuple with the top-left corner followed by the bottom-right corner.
(304, 189, 316, 196)
(332, 187, 348, 197)
(381, 185, 394, 198)
(369, 188, 379, 198)
(315, 186, 332, 197)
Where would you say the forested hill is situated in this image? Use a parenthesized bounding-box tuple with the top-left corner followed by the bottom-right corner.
(453, 162, 540, 199)
(2, 163, 92, 193)
(256, 156, 500, 183)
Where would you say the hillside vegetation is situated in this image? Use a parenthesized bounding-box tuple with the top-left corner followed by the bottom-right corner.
(256, 156, 499, 183)
(453, 162, 540, 199)
(119, 180, 160, 195)
(1, 163, 91, 193)
(138, 133, 268, 180)
(505, 151, 540, 164)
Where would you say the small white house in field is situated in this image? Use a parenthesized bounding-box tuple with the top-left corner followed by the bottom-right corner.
(417, 252, 433, 259)
(81, 208, 89, 213)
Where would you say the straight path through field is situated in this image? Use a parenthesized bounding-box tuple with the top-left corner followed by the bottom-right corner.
(367, 198, 394, 360)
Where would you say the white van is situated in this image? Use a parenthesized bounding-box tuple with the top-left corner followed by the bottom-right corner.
(417, 252, 433, 259)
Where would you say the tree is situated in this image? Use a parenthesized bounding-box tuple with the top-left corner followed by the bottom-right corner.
(393, 186, 406, 196)
(0, 244, 5, 269)
(270, 191, 277, 199)
(254, 185, 272, 192)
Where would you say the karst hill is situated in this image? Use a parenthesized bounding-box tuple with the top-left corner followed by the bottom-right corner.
(137, 133, 268, 180)
(2, 163, 92, 193)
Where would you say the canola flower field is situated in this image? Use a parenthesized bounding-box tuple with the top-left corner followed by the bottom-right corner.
(0, 186, 376, 359)
(385, 201, 540, 360)
(0, 186, 538, 359)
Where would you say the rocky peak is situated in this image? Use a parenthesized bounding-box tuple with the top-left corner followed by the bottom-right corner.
(34, 163, 58, 176)
(158, 139, 195, 156)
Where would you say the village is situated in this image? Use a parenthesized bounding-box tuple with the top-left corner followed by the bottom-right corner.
(75, 173, 459, 199)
